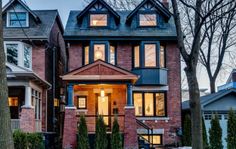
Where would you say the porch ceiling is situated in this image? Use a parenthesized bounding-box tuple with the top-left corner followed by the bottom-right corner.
(61, 60, 139, 83)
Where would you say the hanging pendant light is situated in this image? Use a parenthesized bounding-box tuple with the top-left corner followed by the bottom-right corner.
(100, 88, 105, 98)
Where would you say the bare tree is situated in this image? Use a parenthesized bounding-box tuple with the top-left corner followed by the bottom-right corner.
(171, 0, 236, 148)
(199, 1, 236, 93)
(0, 0, 14, 148)
(84, 0, 141, 10)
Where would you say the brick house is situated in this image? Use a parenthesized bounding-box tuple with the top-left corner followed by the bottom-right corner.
(3, 0, 67, 134)
(62, 0, 181, 148)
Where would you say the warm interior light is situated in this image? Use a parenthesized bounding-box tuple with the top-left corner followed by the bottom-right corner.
(100, 88, 105, 97)
(95, 47, 103, 60)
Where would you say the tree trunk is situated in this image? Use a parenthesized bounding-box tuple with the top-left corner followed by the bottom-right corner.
(0, 0, 14, 148)
(210, 77, 216, 93)
(185, 67, 203, 149)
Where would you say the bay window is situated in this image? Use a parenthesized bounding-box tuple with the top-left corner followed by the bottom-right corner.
(133, 92, 166, 117)
(5, 42, 32, 69)
(133, 42, 165, 68)
(83, 41, 116, 65)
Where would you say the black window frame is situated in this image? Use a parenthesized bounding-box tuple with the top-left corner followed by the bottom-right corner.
(88, 12, 110, 28)
(140, 134, 163, 145)
(76, 96, 88, 110)
(133, 92, 167, 117)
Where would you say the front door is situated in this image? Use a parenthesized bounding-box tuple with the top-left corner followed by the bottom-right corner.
(97, 94, 111, 127)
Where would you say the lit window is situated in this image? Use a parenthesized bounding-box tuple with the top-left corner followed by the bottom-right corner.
(110, 46, 116, 65)
(156, 93, 165, 116)
(160, 45, 165, 68)
(24, 45, 31, 68)
(134, 92, 166, 117)
(84, 46, 89, 65)
(90, 14, 108, 26)
(134, 93, 143, 116)
(94, 44, 105, 61)
(142, 135, 162, 145)
(77, 96, 87, 109)
(134, 46, 140, 68)
(9, 12, 27, 27)
(8, 97, 18, 106)
(144, 93, 154, 116)
(6, 44, 18, 65)
(139, 14, 157, 26)
(144, 44, 156, 67)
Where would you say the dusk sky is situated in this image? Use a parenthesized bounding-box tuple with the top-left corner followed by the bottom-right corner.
(2, 0, 230, 92)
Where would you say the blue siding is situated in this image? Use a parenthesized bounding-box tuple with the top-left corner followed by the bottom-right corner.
(132, 68, 167, 85)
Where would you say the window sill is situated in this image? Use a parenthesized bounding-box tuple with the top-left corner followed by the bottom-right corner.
(137, 117, 169, 121)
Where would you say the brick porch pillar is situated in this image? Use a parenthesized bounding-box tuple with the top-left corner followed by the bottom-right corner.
(124, 84, 138, 149)
(62, 85, 77, 149)
(20, 86, 35, 132)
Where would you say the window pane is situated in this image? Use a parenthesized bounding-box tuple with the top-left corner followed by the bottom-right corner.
(134, 93, 143, 116)
(140, 14, 157, 26)
(156, 93, 165, 116)
(144, 44, 156, 67)
(134, 46, 140, 67)
(153, 135, 162, 145)
(110, 46, 115, 65)
(6, 44, 18, 65)
(94, 44, 105, 61)
(160, 45, 165, 68)
(78, 97, 87, 109)
(144, 93, 154, 116)
(24, 46, 31, 68)
(9, 12, 27, 27)
(90, 14, 107, 26)
(84, 46, 89, 65)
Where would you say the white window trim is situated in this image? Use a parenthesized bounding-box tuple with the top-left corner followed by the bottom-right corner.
(7, 11, 29, 28)
(4, 41, 32, 70)
(31, 88, 42, 120)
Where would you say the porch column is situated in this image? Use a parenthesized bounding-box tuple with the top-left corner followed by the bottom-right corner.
(20, 86, 35, 132)
(63, 84, 77, 149)
(127, 84, 133, 106)
(124, 83, 138, 149)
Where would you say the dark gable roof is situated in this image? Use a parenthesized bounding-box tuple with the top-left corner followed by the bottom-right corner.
(3, 0, 41, 23)
(3, 10, 63, 40)
(182, 89, 236, 110)
(126, 0, 172, 23)
(64, 10, 177, 40)
(77, 0, 120, 24)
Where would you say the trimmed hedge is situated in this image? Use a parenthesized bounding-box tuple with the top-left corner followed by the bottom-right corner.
(13, 130, 44, 149)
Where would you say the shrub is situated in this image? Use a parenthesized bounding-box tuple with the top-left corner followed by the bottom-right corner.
(182, 114, 191, 146)
(227, 108, 236, 149)
(209, 114, 223, 149)
(78, 115, 90, 149)
(111, 116, 122, 149)
(13, 130, 27, 149)
(95, 115, 107, 149)
(202, 117, 209, 149)
(13, 130, 44, 149)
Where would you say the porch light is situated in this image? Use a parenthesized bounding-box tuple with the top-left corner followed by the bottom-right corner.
(100, 88, 105, 98)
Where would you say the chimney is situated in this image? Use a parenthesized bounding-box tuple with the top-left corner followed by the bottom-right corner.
(162, 0, 169, 9)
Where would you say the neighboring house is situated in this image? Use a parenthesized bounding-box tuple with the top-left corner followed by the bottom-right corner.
(182, 88, 208, 101)
(182, 70, 236, 149)
(62, 0, 181, 148)
(3, 0, 67, 134)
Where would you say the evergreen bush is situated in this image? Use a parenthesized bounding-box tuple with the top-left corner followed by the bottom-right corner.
(227, 108, 236, 149)
(209, 114, 223, 149)
(202, 117, 209, 149)
(111, 116, 122, 149)
(13, 130, 27, 149)
(95, 115, 107, 149)
(77, 115, 90, 149)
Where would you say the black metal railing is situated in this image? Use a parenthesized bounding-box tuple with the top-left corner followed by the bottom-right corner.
(136, 119, 154, 148)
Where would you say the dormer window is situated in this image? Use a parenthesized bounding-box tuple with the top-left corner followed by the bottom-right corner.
(90, 14, 108, 27)
(139, 14, 157, 26)
(8, 12, 28, 27)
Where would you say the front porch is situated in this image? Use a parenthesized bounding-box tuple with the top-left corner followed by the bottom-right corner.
(61, 60, 139, 149)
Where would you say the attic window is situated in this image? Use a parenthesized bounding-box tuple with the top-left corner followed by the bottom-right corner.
(8, 12, 28, 27)
(90, 14, 108, 27)
(139, 14, 157, 26)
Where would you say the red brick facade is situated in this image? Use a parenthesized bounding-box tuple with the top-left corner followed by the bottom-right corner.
(20, 108, 35, 133)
